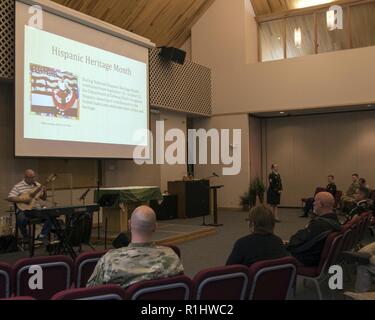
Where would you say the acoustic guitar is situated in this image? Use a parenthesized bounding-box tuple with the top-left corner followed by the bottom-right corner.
(17, 174, 57, 211)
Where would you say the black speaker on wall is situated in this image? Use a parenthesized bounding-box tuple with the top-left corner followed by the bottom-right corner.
(159, 46, 186, 65)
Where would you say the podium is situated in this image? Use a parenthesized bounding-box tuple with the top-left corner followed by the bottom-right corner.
(168, 180, 210, 218)
(207, 185, 224, 227)
(95, 187, 163, 234)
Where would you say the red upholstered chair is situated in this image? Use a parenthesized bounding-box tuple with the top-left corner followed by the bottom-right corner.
(12, 255, 74, 300)
(193, 265, 249, 300)
(248, 257, 298, 300)
(51, 285, 126, 300)
(0, 262, 12, 299)
(74, 250, 108, 288)
(297, 232, 343, 300)
(125, 275, 193, 300)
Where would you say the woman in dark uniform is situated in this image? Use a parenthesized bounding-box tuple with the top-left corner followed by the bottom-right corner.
(267, 164, 282, 223)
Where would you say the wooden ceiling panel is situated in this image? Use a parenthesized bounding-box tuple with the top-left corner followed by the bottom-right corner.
(51, 0, 215, 48)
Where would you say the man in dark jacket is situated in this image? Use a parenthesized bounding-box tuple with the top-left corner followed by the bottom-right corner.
(287, 192, 341, 267)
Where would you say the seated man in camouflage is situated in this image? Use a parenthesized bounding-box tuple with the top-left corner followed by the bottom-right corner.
(87, 206, 184, 289)
(340, 173, 360, 213)
(346, 187, 372, 221)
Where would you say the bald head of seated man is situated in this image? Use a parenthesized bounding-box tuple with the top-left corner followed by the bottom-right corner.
(313, 192, 336, 216)
(287, 192, 341, 267)
(87, 205, 184, 289)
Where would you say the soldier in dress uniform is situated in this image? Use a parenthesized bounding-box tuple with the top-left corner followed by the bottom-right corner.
(87, 205, 183, 289)
(340, 173, 361, 213)
(267, 164, 283, 223)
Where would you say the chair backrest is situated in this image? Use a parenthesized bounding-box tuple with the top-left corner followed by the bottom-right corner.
(317, 232, 343, 274)
(248, 257, 297, 300)
(51, 285, 126, 300)
(125, 275, 193, 300)
(12, 255, 74, 300)
(0, 262, 12, 299)
(339, 228, 353, 253)
(193, 265, 249, 300)
(74, 250, 108, 288)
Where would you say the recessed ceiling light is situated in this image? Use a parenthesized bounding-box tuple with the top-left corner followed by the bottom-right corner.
(368, 104, 373, 107)
(280, 111, 286, 114)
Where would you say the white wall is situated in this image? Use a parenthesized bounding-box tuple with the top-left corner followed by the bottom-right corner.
(192, 0, 375, 115)
(193, 114, 250, 209)
(104, 110, 188, 194)
(265, 110, 375, 207)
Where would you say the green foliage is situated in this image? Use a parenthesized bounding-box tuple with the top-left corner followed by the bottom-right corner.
(240, 177, 266, 210)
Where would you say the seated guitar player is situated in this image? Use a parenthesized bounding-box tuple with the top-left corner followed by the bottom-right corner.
(7, 169, 53, 245)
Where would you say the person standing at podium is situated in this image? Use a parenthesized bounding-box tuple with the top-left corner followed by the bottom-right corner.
(267, 164, 283, 223)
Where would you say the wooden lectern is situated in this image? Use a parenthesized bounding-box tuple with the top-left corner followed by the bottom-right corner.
(208, 185, 224, 227)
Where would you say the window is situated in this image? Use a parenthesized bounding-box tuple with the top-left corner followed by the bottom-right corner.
(259, 19, 285, 62)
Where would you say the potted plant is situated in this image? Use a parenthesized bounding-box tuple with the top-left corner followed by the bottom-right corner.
(240, 178, 265, 211)
(240, 190, 250, 211)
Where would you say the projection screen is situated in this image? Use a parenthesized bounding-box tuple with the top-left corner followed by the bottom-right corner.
(15, 0, 154, 159)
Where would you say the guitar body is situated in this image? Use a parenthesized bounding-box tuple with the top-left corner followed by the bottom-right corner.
(17, 188, 44, 211)
(16, 174, 57, 212)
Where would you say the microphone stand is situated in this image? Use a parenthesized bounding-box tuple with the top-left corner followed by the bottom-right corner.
(79, 188, 91, 205)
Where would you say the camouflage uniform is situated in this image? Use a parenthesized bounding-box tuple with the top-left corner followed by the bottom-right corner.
(341, 182, 360, 212)
(86, 242, 184, 289)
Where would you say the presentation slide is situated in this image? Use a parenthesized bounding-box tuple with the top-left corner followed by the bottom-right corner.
(24, 26, 148, 146)
(15, 0, 152, 158)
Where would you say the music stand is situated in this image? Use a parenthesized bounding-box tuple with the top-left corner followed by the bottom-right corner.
(207, 185, 224, 227)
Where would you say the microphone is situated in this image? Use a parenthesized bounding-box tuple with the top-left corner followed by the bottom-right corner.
(79, 188, 91, 201)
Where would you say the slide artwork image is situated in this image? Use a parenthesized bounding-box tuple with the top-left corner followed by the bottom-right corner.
(30, 63, 80, 120)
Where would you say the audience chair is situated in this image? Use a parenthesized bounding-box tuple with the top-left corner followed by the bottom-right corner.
(248, 257, 298, 300)
(0, 262, 12, 299)
(125, 275, 193, 300)
(51, 285, 126, 300)
(12, 255, 74, 300)
(298, 232, 343, 300)
(74, 250, 108, 288)
(193, 265, 249, 300)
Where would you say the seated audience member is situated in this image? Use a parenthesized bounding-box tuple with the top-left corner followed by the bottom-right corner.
(301, 175, 337, 218)
(340, 174, 360, 213)
(359, 178, 370, 189)
(226, 205, 288, 266)
(343, 242, 375, 293)
(87, 206, 183, 289)
(287, 192, 341, 267)
(346, 187, 372, 221)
